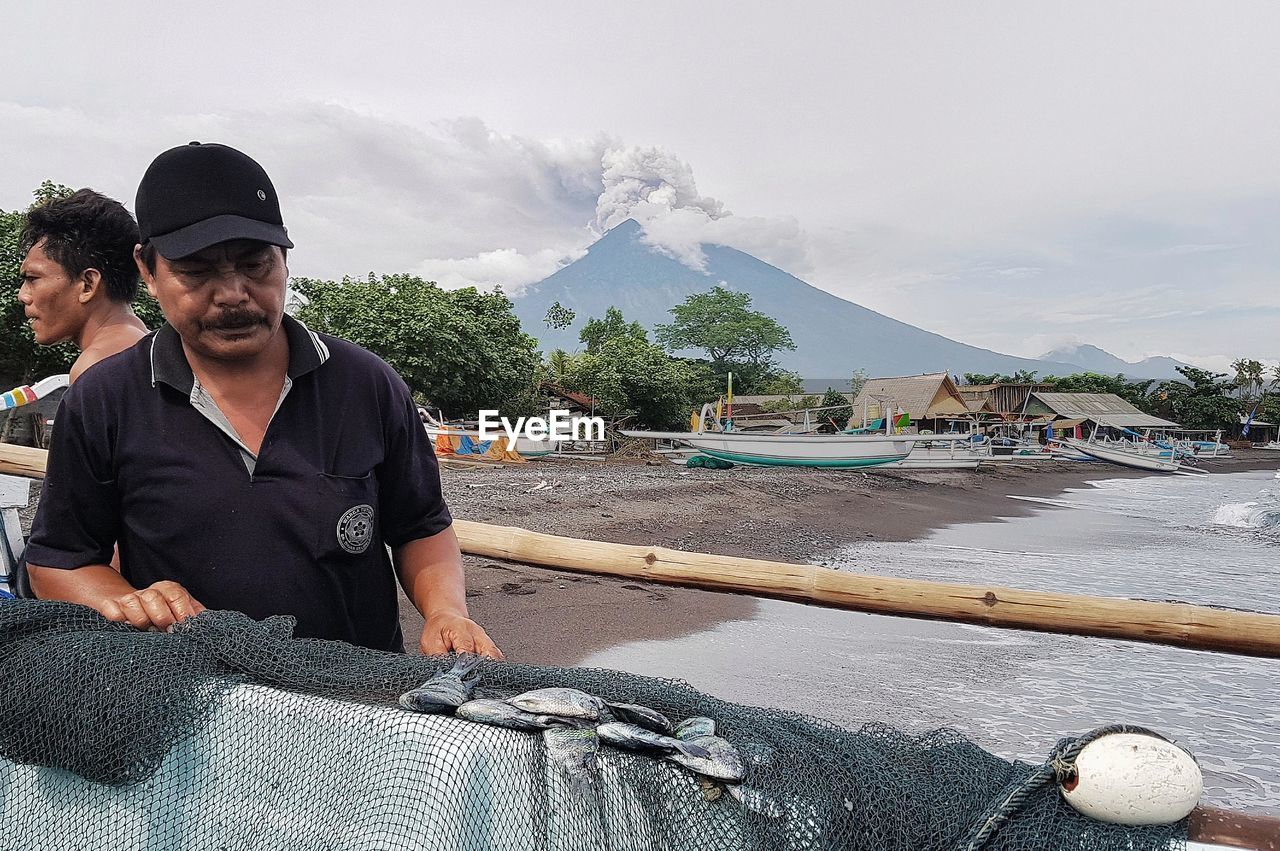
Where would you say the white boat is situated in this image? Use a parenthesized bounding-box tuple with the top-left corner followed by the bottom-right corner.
(619, 428, 915, 469)
(1058, 437, 1185, 473)
(1256, 441, 1280, 451)
(887, 437, 990, 470)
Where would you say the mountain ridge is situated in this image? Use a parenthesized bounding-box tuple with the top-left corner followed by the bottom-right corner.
(512, 220, 1155, 379)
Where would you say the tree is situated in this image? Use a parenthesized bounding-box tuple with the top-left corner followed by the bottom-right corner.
(579, 307, 648, 353)
(654, 285, 795, 391)
(849, 368, 868, 399)
(1151, 366, 1238, 431)
(756, 370, 805, 395)
(819, 387, 852, 429)
(1, 181, 164, 388)
(293, 273, 540, 415)
(543, 301, 574, 331)
(556, 307, 715, 429)
(962, 370, 1038, 386)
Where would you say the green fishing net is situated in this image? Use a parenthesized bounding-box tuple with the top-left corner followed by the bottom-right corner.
(0, 600, 1187, 850)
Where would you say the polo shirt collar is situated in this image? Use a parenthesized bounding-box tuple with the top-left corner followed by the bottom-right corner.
(149, 314, 331, 393)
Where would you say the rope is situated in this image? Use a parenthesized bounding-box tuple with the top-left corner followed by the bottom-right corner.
(955, 724, 1186, 851)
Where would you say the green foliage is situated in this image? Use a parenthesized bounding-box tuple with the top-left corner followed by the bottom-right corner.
(555, 307, 714, 429)
(755, 370, 805, 396)
(1230, 358, 1265, 399)
(849, 368, 868, 399)
(579, 307, 648, 353)
(543, 301, 575, 331)
(962, 369, 1039, 385)
(819, 387, 852, 428)
(1151, 366, 1239, 431)
(1, 181, 163, 388)
(1256, 394, 1280, 430)
(654, 285, 795, 389)
(293, 273, 540, 415)
(1039, 372, 1156, 412)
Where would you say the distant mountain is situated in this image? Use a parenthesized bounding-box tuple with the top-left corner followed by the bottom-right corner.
(1040, 344, 1194, 380)
(513, 220, 1083, 378)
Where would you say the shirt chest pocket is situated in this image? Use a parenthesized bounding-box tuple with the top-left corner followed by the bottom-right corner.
(314, 471, 380, 562)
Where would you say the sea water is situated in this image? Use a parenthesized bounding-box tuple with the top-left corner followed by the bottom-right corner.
(583, 469, 1280, 813)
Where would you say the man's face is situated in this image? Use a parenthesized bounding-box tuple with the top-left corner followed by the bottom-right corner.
(140, 239, 288, 363)
(18, 239, 88, 346)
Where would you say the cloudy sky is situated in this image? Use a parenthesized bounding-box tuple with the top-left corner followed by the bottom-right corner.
(3, 1, 1277, 371)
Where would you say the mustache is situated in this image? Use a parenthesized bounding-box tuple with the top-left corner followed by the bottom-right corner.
(201, 310, 269, 332)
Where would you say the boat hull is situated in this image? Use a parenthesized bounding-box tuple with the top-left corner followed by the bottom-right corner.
(887, 443, 989, 470)
(620, 430, 914, 468)
(1060, 438, 1182, 472)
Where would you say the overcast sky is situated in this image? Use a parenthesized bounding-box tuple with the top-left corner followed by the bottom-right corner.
(3, 1, 1277, 372)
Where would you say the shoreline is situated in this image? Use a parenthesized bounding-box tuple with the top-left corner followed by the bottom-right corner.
(413, 453, 1279, 664)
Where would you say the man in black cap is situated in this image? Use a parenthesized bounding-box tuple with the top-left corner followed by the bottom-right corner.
(25, 142, 501, 658)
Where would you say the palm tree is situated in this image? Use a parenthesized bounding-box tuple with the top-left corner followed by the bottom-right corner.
(1246, 360, 1265, 400)
(1231, 358, 1249, 399)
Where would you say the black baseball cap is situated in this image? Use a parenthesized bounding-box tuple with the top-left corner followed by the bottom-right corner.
(136, 141, 294, 259)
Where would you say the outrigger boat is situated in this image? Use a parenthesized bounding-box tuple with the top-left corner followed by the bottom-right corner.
(887, 436, 991, 470)
(622, 404, 919, 468)
(1058, 435, 1197, 473)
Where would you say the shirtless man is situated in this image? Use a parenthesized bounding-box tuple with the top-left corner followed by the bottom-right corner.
(18, 189, 149, 383)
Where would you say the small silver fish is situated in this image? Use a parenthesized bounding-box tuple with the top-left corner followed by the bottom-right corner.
(596, 722, 712, 760)
(543, 726, 599, 799)
(398, 655, 482, 713)
(673, 716, 717, 740)
(604, 702, 673, 734)
(456, 699, 567, 732)
(509, 687, 609, 721)
(666, 735, 745, 782)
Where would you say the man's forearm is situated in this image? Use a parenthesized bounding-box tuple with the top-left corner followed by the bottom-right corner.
(28, 563, 136, 608)
(394, 526, 470, 619)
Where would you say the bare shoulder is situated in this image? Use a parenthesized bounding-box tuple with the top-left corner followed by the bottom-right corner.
(70, 326, 152, 383)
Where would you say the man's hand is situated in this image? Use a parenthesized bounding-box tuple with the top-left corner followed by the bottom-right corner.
(420, 611, 503, 659)
(99, 580, 206, 631)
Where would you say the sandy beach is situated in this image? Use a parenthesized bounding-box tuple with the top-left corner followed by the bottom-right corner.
(417, 452, 1279, 664)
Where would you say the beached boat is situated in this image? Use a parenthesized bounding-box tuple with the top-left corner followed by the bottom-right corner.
(619, 428, 915, 468)
(1255, 441, 1280, 451)
(1058, 437, 1185, 472)
(887, 437, 990, 470)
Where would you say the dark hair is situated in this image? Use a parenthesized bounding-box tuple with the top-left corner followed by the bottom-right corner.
(138, 241, 287, 274)
(20, 189, 141, 303)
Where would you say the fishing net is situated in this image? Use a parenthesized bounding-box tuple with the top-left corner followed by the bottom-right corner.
(0, 600, 1188, 851)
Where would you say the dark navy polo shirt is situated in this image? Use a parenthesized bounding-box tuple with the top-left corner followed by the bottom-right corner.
(26, 316, 452, 652)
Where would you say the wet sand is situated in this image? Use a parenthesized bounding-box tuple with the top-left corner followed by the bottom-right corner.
(400, 452, 1279, 663)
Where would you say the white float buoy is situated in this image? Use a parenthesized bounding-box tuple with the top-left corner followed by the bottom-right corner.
(1060, 732, 1202, 825)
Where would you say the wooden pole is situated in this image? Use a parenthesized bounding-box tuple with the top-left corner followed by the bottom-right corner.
(451, 519, 1280, 658)
(1189, 806, 1279, 850)
(0, 443, 48, 480)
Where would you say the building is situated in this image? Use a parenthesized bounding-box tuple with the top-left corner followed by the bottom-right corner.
(957, 383, 1053, 417)
(850, 372, 972, 431)
(1024, 392, 1180, 434)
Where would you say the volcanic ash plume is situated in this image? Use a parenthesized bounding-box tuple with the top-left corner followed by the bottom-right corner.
(594, 146, 726, 233)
